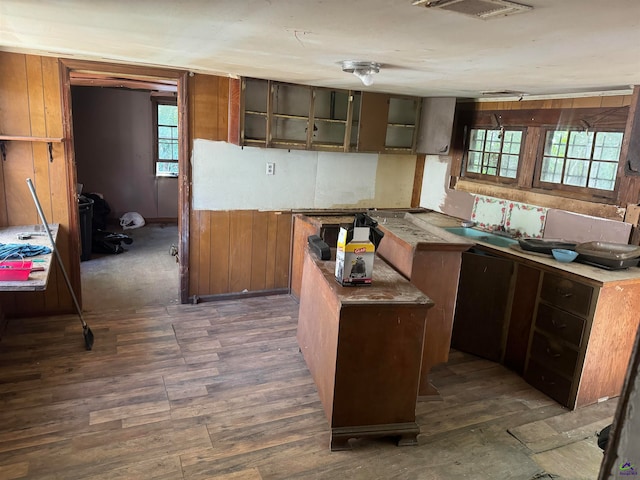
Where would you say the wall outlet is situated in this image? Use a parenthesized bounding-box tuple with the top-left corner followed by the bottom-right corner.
(266, 162, 275, 175)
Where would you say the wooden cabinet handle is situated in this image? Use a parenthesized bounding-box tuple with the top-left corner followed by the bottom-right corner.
(551, 318, 567, 329)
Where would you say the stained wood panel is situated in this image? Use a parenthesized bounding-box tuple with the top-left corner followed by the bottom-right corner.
(189, 74, 229, 141)
(0, 53, 74, 316)
(189, 210, 292, 297)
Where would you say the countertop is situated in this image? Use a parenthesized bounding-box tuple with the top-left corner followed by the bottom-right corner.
(308, 250, 433, 306)
(0, 224, 57, 291)
(376, 211, 640, 287)
(295, 210, 640, 286)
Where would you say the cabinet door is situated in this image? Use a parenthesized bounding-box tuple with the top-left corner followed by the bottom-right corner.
(416, 97, 456, 155)
(356, 92, 389, 152)
(451, 250, 513, 362)
(503, 263, 540, 374)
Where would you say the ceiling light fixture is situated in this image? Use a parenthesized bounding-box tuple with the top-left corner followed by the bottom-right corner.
(341, 61, 381, 86)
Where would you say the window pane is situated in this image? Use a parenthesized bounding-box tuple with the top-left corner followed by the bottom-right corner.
(483, 152, 499, 168)
(500, 154, 518, 178)
(502, 131, 522, 154)
(467, 151, 482, 173)
(588, 161, 617, 190)
(544, 130, 568, 157)
(485, 130, 502, 152)
(158, 126, 173, 139)
(469, 129, 485, 150)
(158, 105, 178, 126)
(566, 131, 594, 159)
(156, 161, 178, 176)
(563, 158, 589, 187)
(540, 156, 563, 183)
(159, 139, 178, 160)
(593, 132, 623, 161)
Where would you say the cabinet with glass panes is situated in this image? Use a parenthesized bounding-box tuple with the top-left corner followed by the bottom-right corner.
(240, 77, 423, 154)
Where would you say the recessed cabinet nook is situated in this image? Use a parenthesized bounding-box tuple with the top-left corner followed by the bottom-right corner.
(238, 77, 454, 154)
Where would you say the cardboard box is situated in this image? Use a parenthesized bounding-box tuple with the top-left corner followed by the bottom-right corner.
(335, 227, 375, 286)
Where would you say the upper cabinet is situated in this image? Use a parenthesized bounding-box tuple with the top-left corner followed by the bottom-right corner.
(238, 78, 424, 154)
(416, 97, 456, 155)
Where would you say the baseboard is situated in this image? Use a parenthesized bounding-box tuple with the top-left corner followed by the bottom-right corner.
(188, 288, 289, 304)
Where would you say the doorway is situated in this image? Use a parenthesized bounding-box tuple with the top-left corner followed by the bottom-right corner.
(60, 60, 190, 308)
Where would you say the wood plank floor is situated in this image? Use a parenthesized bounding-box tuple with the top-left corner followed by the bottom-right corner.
(0, 295, 614, 479)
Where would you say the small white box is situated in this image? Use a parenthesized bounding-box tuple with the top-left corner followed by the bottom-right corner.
(334, 227, 375, 286)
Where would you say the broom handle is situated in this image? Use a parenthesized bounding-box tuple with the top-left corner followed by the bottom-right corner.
(26, 178, 87, 328)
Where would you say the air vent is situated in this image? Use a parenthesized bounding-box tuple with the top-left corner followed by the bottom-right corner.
(412, 0, 533, 19)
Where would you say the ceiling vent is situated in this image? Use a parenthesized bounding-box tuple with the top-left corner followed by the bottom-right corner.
(412, 0, 533, 19)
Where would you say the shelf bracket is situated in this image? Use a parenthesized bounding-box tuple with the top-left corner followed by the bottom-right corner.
(0, 141, 6, 162)
(48, 142, 53, 163)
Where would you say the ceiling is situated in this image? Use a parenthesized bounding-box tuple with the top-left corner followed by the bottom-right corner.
(2, 0, 640, 99)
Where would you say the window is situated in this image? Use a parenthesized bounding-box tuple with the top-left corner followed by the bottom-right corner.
(538, 129, 623, 193)
(155, 101, 178, 177)
(465, 128, 524, 182)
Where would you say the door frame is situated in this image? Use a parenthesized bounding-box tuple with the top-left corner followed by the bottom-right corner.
(59, 59, 190, 304)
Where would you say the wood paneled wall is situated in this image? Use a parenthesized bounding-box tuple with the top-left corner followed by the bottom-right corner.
(189, 210, 291, 296)
(187, 75, 291, 298)
(0, 52, 74, 316)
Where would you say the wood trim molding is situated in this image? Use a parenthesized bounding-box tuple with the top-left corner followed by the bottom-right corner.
(60, 58, 192, 304)
(177, 71, 190, 304)
(59, 59, 83, 306)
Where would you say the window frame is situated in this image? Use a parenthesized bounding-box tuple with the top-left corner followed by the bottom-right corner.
(533, 126, 625, 200)
(452, 104, 631, 206)
(462, 126, 526, 185)
(153, 97, 179, 178)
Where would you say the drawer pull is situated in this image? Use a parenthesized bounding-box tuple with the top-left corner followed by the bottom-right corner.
(546, 347, 561, 358)
(557, 289, 573, 298)
(551, 318, 567, 329)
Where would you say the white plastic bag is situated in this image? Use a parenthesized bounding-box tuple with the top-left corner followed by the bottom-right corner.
(119, 212, 145, 230)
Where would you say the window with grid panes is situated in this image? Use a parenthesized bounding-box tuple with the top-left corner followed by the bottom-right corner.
(155, 101, 179, 177)
(464, 128, 524, 182)
(538, 129, 623, 194)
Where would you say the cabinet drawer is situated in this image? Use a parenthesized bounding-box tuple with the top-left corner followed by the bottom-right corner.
(540, 273, 593, 317)
(535, 303, 585, 347)
(529, 331, 579, 379)
(524, 359, 572, 406)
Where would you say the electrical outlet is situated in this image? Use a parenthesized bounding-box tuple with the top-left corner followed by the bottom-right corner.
(266, 162, 275, 175)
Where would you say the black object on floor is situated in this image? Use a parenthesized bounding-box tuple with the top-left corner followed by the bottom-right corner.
(92, 230, 133, 254)
(598, 424, 612, 451)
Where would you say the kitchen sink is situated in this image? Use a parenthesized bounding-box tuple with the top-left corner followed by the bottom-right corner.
(444, 227, 518, 248)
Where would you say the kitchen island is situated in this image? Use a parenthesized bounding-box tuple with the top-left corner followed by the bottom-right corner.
(297, 248, 433, 450)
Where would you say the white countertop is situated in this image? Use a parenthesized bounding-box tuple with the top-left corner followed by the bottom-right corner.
(0, 224, 57, 291)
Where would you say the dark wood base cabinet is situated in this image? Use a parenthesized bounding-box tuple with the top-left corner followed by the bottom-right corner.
(297, 249, 433, 450)
(451, 246, 640, 410)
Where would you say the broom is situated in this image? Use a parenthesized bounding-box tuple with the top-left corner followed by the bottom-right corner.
(26, 178, 94, 350)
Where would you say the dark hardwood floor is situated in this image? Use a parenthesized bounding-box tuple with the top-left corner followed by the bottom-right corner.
(0, 295, 614, 479)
